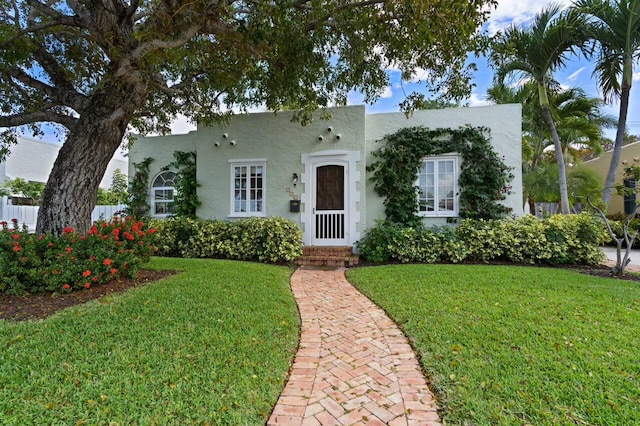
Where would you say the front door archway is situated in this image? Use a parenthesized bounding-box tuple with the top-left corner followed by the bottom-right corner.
(313, 164, 346, 244)
(301, 150, 361, 247)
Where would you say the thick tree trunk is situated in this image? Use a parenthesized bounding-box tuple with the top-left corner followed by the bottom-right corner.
(36, 78, 147, 236)
(601, 85, 631, 204)
(540, 105, 571, 214)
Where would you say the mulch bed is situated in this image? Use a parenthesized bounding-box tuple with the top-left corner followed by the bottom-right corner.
(0, 269, 176, 322)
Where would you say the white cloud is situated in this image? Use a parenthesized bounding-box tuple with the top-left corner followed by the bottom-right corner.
(170, 114, 197, 134)
(347, 90, 366, 105)
(407, 68, 430, 83)
(484, 0, 574, 34)
(379, 86, 393, 98)
(567, 67, 586, 81)
(513, 76, 533, 87)
(634, 71, 640, 82)
(467, 93, 492, 107)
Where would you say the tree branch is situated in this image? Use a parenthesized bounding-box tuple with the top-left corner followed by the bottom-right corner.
(124, 0, 140, 23)
(129, 23, 201, 60)
(150, 72, 186, 97)
(0, 110, 78, 129)
(6, 67, 87, 111)
(25, 0, 90, 28)
(31, 47, 79, 96)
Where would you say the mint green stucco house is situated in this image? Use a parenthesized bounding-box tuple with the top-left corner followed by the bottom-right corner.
(129, 104, 523, 247)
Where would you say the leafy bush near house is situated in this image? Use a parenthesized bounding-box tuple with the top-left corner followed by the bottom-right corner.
(357, 213, 608, 265)
(355, 221, 467, 263)
(0, 217, 156, 295)
(149, 217, 201, 257)
(150, 216, 303, 263)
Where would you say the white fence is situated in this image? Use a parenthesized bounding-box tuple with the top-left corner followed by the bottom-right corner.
(533, 202, 584, 217)
(0, 196, 126, 231)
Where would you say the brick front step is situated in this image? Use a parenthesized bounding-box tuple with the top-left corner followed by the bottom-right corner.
(296, 246, 359, 268)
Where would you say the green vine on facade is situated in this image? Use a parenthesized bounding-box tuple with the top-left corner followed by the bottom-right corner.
(162, 151, 201, 218)
(367, 126, 514, 226)
(126, 157, 153, 219)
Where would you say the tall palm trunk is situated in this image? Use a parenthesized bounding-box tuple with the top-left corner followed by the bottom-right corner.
(601, 78, 631, 204)
(538, 85, 571, 214)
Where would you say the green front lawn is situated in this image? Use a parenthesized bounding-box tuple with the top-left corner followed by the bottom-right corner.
(0, 258, 299, 425)
(347, 265, 640, 426)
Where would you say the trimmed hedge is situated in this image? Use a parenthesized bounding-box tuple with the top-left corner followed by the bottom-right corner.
(356, 213, 608, 265)
(149, 216, 303, 263)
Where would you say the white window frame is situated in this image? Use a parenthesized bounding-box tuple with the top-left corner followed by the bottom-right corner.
(229, 159, 267, 217)
(416, 155, 459, 218)
(151, 171, 179, 218)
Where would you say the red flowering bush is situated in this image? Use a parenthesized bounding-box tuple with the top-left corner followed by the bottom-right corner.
(0, 216, 157, 294)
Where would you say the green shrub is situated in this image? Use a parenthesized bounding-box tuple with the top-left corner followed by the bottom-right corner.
(0, 217, 156, 295)
(151, 216, 303, 263)
(357, 213, 607, 266)
(148, 217, 201, 257)
(455, 219, 506, 262)
(356, 222, 468, 263)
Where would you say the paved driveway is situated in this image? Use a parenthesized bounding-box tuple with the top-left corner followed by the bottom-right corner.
(601, 246, 640, 267)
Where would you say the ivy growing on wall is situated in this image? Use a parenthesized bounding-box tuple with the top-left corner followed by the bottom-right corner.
(162, 151, 201, 219)
(126, 157, 153, 219)
(367, 126, 514, 226)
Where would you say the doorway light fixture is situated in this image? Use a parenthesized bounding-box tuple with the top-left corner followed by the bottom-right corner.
(292, 173, 299, 187)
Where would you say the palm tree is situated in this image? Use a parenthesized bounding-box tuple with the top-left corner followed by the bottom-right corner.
(574, 0, 640, 204)
(552, 87, 616, 161)
(490, 4, 588, 213)
(486, 82, 613, 213)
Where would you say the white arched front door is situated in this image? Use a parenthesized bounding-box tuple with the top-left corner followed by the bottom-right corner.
(301, 150, 360, 247)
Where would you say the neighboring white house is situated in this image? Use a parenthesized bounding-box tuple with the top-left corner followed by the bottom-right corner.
(130, 104, 523, 247)
(0, 136, 128, 229)
(0, 136, 127, 189)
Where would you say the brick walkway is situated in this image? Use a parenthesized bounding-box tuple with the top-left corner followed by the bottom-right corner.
(267, 268, 441, 426)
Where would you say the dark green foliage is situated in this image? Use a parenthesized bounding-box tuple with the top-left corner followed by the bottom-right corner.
(126, 157, 153, 219)
(96, 169, 129, 205)
(367, 126, 514, 226)
(148, 217, 201, 258)
(0, 177, 44, 204)
(162, 151, 200, 218)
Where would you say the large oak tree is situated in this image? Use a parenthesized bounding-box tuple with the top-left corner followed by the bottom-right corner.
(0, 0, 497, 235)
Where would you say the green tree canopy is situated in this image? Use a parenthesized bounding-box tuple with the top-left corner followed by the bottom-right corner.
(0, 0, 498, 234)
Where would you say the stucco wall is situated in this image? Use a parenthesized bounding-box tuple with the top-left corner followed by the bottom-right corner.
(1, 136, 127, 189)
(364, 104, 524, 227)
(193, 106, 367, 235)
(128, 133, 197, 188)
(582, 141, 640, 215)
(130, 104, 523, 244)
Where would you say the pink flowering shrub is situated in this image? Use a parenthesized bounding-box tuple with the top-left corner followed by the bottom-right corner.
(0, 216, 157, 294)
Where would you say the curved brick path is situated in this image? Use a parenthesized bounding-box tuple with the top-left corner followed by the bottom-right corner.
(267, 268, 441, 426)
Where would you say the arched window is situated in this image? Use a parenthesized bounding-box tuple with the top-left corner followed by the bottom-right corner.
(151, 171, 179, 217)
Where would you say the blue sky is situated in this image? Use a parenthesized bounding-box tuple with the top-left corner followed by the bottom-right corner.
(32, 0, 640, 140)
(352, 0, 640, 140)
